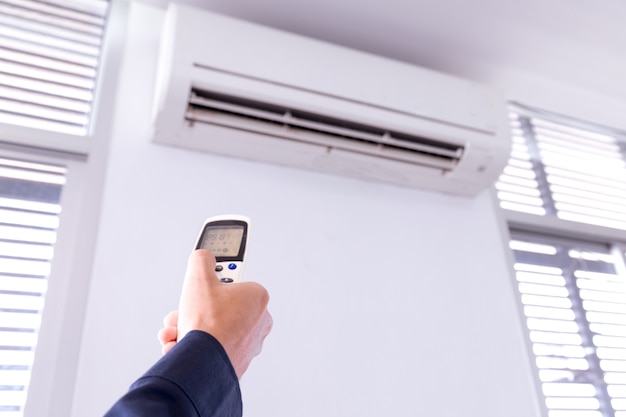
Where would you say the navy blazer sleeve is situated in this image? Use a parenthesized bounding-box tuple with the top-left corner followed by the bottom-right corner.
(104, 331, 242, 417)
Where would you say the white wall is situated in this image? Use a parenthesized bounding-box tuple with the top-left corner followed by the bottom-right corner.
(69, 3, 550, 416)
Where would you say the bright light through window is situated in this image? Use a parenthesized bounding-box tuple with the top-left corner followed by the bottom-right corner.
(510, 234, 626, 417)
(0, 0, 109, 136)
(0, 156, 66, 416)
(497, 105, 626, 230)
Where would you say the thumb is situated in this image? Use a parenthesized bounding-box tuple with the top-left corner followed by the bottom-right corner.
(183, 249, 220, 288)
(177, 249, 219, 341)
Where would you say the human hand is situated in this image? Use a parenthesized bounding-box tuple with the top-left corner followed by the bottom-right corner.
(157, 310, 178, 355)
(159, 249, 272, 379)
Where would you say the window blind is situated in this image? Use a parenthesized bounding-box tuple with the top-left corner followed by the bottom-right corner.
(511, 232, 626, 417)
(496, 106, 626, 230)
(0, 156, 65, 416)
(0, 0, 109, 136)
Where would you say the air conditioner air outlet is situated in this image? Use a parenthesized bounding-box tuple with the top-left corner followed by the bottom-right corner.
(186, 88, 465, 171)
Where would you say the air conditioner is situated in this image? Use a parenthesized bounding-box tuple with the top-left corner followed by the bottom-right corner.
(152, 4, 510, 196)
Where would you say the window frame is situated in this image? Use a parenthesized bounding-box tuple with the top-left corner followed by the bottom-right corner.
(0, 146, 87, 416)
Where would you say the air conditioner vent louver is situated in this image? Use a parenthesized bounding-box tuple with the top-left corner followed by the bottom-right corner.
(186, 88, 465, 171)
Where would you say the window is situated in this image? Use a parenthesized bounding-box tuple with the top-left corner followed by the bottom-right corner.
(0, 156, 66, 416)
(0, 1, 112, 415)
(498, 104, 626, 417)
(0, 0, 109, 137)
(497, 105, 626, 229)
(510, 232, 626, 417)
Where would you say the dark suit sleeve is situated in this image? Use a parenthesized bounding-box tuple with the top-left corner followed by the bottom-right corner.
(104, 331, 242, 417)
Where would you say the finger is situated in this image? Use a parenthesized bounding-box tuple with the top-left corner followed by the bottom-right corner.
(258, 310, 273, 349)
(162, 310, 178, 327)
(249, 310, 273, 360)
(263, 311, 274, 339)
(158, 326, 178, 345)
(237, 281, 271, 311)
(161, 341, 177, 355)
(177, 249, 221, 342)
(185, 249, 220, 288)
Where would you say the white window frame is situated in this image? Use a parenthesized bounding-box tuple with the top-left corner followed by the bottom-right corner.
(0, 0, 109, 155)
(494, 105, 626, 417)
(0, 1, 129, 416)
(0, 147, 87, 416)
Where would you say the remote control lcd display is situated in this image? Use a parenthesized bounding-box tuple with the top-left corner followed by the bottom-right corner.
(200, 225, 244, 256)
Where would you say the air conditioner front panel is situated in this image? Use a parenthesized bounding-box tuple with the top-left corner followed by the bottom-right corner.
(153, 4, 511, 196)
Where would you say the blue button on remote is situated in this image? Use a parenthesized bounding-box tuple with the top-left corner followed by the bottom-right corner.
(228, 263, 237, 270)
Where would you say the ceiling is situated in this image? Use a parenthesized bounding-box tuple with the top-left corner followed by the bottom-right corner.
(138, 0, 626, 106)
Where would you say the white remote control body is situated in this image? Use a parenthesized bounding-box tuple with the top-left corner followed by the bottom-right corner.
(195, 215, 250, 283)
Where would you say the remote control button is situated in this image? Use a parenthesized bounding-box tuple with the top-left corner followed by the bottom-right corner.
(215, 265, 223, 272)
(228, 263, 237, 270)
(220, 277, 234, 283)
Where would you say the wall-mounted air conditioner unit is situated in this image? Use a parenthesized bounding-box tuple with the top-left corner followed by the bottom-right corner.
(152, 4, 510, 196)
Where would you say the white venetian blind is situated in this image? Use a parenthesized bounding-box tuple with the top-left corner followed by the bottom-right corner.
(496, 106, 626, 230)
(511, 233, 626, 417)
(0, 156, 65, 417)
(0, 0, 109, 136)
